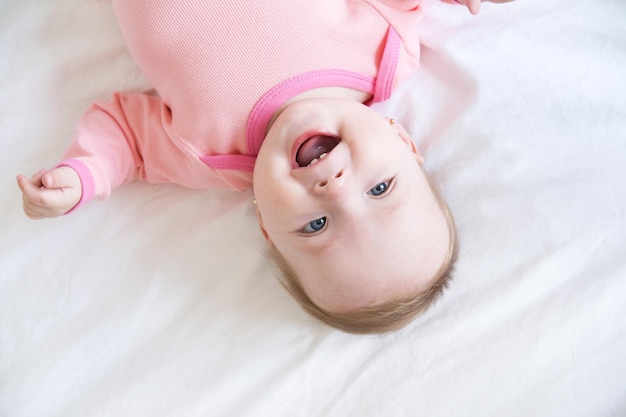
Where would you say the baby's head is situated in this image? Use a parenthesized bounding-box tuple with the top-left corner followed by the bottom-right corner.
(253, 96, 457, 334)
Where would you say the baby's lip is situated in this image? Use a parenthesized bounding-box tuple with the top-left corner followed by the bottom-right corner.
(290, 130, 340, 169)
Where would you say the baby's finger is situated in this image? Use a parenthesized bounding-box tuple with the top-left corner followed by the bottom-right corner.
(467, 0, 481, 14)
(43, 168, 67, 188)
(454, 0, 481, 15)
(18, 175, 56, 207)
(17, 177, 45, 219)
(42, 166, 82, 191)
(17, 174, 44, 202)
(31, 169, 47, 185)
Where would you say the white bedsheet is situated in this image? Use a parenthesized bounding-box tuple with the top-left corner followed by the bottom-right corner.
(1, 0, 625, 416)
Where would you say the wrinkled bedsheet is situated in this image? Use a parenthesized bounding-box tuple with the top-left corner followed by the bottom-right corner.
(1, 0, 625, 416)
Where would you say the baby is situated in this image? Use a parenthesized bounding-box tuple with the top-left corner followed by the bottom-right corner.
(17, 0, 503, 333)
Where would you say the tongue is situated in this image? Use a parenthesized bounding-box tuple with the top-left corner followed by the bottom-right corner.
(296, 135, 339, 167)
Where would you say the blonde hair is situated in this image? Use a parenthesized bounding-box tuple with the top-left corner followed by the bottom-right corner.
(268, 175, 458, 335)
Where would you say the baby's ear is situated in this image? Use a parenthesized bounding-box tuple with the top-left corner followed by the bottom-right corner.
(254, 203, 275, 248)
(392, 120, 424, 164)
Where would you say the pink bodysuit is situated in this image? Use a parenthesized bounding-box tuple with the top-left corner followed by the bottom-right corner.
(62, 0, 425, 210)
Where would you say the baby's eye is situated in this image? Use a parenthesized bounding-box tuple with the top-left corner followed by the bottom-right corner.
(368, 180, 391, 196)
(301, 217, 327, 234)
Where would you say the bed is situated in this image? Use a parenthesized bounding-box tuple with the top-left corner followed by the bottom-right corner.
(1, 0, 625, 415)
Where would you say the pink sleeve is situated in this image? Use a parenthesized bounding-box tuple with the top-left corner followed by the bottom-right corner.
(61, 92, 184, 210)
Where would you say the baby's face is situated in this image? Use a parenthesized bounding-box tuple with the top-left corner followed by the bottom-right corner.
(253, 98, 450, 312)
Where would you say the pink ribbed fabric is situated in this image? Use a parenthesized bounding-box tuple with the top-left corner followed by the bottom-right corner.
(62, 0, 423, 209)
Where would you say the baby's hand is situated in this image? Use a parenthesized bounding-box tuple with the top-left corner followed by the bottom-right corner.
(456, 0, 514, 15)
(16, 166, 82, 219)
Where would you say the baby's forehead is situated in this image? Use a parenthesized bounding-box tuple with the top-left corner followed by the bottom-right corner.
(305, 257, 436, 312)
(299, 221, 448, 311)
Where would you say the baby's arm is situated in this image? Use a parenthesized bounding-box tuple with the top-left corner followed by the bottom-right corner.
(16, 166, 81, 219)
(18, 92, 189, 218)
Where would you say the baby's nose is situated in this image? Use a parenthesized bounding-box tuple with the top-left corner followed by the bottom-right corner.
(314, 169, 345, 195)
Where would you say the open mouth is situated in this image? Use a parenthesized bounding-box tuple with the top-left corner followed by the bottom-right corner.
(295, 135, 341, 167)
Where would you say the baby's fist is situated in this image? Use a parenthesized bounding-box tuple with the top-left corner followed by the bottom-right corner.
(17, 166, 82, 219)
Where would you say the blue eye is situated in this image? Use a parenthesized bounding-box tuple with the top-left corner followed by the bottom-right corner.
(302, 217, 326, 234)
(368, 181, 391, 196)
